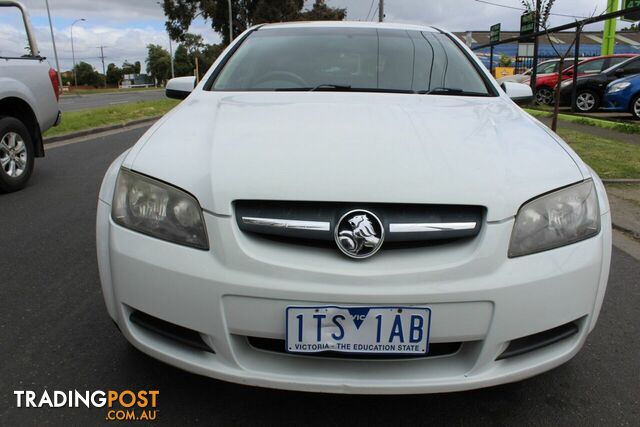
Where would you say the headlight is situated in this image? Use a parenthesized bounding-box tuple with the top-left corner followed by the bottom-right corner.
(509, 180, 600, 257)
(560, 80, 573, 88)
(607, 82, 631, 93)
(112, 168, 209, 250)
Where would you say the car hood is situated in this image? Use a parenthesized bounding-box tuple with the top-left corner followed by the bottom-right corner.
(609, 74, 640, 86)
(125, 91, 585, 221)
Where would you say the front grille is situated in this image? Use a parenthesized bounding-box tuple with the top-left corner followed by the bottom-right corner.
(235, 200, 483, 248)
(246, 336, 462, 360)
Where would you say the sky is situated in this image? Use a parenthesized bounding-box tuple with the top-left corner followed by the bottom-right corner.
(0, 0, 625, 74)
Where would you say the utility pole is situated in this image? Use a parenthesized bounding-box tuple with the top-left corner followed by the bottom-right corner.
(70, 18, 86, 87)
(97, 45, 107, 87)
(44, 0, 63, 90)
(378, 0, 384, 22)
(228, 0, 233, 42)
(168, 37, 175, 79)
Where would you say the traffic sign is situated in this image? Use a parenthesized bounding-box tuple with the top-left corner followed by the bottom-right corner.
(520, 11, 536, 42)
(490, 23, 501, 43)
(622, 0, 640, 22)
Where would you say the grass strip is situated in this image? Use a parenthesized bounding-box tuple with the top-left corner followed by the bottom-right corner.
(44, 99, 179, 137)
(557, 128, 640, 179)
(525, 108, 640, 135)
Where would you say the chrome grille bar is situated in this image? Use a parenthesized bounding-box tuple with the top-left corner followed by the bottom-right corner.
(242, 217, 330, 231)
(389, 222, 477, 233)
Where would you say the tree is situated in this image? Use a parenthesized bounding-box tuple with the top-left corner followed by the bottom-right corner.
(499, 54, 512, 67)
(161, 0, 345, 45)
(146, 44, 172, 84)
(74, 61, 100, 86)
(173, 44, 193, 77)
(106, 63, 123, 85)
(172, 33, 225, 78)
(298, 0, 346, 21)
(122, 61, 137, 75)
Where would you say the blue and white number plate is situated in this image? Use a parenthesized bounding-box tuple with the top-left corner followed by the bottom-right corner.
(285, 306, 431, 354)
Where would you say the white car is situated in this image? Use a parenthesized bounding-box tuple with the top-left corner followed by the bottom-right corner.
(97, 22, 611, 394)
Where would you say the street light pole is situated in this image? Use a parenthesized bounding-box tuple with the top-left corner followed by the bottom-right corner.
(169, 37, 175, 79)
(70, 18, 86, 88)
(228, 0, 233, 42)
(44, 0, 63, 90)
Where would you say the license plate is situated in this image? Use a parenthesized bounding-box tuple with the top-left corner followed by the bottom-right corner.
(285, 306, 431, 355)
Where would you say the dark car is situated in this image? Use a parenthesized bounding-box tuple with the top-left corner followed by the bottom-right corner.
(558, 55, 640, 112)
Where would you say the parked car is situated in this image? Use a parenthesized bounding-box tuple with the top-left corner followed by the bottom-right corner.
(559, 55, 640, 112)
(498, 58, 571, 84)
(0, 0, 60, 192)
(527, 54, 636, 105)
(97, 22, 610, 394)
(603, 74, 640, 119)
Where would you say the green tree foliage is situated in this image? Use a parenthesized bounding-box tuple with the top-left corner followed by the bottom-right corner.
(122, 61, 137, 75)
(498, 54, 512, 67)
(146, 44, 172, 83)
(74, 61, 100, 86)
(106, 63, 123, 85)
(161, 0, 345, 45)
(172, 33, 225, 78)
(173, 44, 192, 77)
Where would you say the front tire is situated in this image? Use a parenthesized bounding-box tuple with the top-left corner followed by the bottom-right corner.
(574, 90, 600, 113)
(535, 87, 554, 105)
(0, 116, 35, 193)
(631, 94, 640, 120)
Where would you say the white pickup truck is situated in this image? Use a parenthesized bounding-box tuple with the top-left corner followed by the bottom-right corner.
(0, 0, 60, 192)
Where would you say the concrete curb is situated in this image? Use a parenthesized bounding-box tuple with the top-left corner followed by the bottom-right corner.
(613, 223, 640, 240)
(602, 179, 640, 184)
(43, 116, 161, 144)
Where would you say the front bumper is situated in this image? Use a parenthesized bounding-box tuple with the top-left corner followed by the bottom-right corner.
(602, 90, 632, 112)
(97, 197, 612, 394)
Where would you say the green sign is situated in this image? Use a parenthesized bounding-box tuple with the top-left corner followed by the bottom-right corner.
(520, 11, 536, 41)
(490, 23, 501, 44)
(622, 0, 640, 22)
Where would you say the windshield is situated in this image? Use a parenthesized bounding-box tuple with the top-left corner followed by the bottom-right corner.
(211, 27, 493, 96)
(536, 61, 558, 74)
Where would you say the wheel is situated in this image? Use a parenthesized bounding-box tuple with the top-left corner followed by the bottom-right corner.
(535, 87, 554, 105)
(0, 116, 35, 193)
(574, 90, 600, 113)
(631, 94, 640, 120)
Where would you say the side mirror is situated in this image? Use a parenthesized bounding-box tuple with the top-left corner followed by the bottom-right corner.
(501, 82, 533, 105)
(614, 68, 626, 76)
(564, 69, 574, 76)
(166, 76, 196, 100)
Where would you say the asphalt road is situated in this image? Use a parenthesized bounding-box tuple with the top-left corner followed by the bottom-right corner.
(59, 89, 166, 112)
(1, 127, 639, 426)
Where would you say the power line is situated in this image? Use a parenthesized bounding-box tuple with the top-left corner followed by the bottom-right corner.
(365, 0, 375, 21)
(473, 0, 591, 19)
(371, 5, 378, 22)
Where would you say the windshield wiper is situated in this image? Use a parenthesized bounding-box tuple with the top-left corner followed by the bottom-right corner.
(418, 87, 487, 96)
(309, 84, 352, 92)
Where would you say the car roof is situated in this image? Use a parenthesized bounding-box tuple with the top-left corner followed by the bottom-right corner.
(258, 21, 439, 33)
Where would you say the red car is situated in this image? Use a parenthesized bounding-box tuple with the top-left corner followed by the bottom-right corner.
(526, 54, 638, 105)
